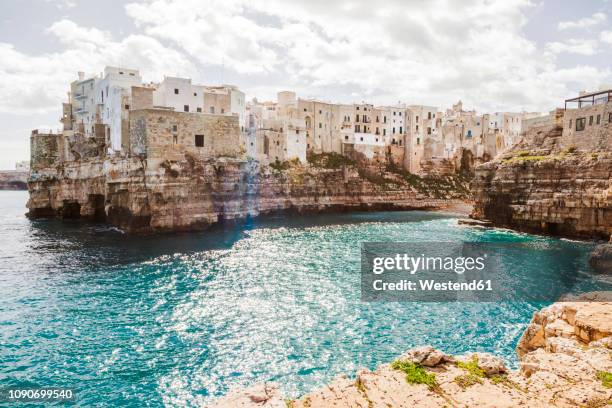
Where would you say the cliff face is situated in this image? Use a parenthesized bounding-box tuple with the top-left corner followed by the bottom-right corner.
(471, 117, 611, 239)
(27, 155, 468, 233)
(212, 294, 612, 408)
(0, 171, 28, 190)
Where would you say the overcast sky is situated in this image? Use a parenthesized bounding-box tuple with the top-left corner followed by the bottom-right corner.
(1, 0, 612, 169)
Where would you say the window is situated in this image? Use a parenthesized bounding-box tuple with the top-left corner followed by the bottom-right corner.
(356, 115, 360, 122)
(399, 140, 402, 146)
(318, 123, 322, 128)
(589, 116, 593, 125)
(362, 115, 366, 122)
(360, 137, 363, 141)
(393, 127, 396, 134)
(197, 107, 202, 113)
(399, 112, 402, 116)
(319, 110, 322, 114)
(383, 129, 386, 136)
(399, 126, 402, 134)
(569, 119, 572, 129)
(596, 114, 601, 125)
(210, 107, 215, 114)
(393, 112, 396, 116)
(416, 125, 419, 131)
(609, 112, 612, 123)
(467, 130, 472, 137)
(124, 104, 130, 110)
(173, 135, 178, 144)
(172, 124, 178, 133)
(195, 134, 204, 147)
(119, 71, 124, 74)
(384, 116, 387, 123)
(295, 129, 299, 134)
(375, 138, 379, 142)
(576, 117, 586, 131)
(428, 112, 432, 119)
(427, 127, 432, 135)
(356, 107, 360, 110)
(184, 105, 189, 112)
(221, 108, 225, 114)
(345, 135, 348, 140)
(416, 116, 419, 123)
(417, 137, 420, 145)
(174, 88, 179, 94)
(193, 92, 197, 96)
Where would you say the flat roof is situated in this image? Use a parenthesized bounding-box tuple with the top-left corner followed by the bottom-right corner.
(565, 89, 611, 103)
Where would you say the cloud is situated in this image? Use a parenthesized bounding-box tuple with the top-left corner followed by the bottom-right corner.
(121, 0, 610, 112)
(601, 30, 612, 45)
(44, 0, 77, 10)
(0, 19, 197, 114)
(546, 39, 599, 55)
(558, 12, 606, 30)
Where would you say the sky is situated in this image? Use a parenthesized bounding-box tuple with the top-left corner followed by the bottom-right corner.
(1, 0, 612, 169)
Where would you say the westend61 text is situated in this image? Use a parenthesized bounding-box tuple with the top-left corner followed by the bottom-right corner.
(372, 279, 493, 292)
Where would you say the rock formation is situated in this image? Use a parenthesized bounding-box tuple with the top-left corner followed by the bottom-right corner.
(471, 110, 611, 240)
(27, 154, 470, 233)
(211, 294, 612, 407)
(589, 242, 612, 274)
(0, 170, 28, 190)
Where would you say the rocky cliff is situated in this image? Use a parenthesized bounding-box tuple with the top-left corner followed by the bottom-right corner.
(471, 115, 611, 239)
(27, 153, 470, 233)
(0, 171, 28, 190)
(212, 293, 612, 408)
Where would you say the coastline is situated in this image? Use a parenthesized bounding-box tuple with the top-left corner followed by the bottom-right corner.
(213, 294, 612, 408)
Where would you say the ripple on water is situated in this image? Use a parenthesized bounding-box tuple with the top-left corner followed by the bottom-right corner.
(0, 191, 607, 406)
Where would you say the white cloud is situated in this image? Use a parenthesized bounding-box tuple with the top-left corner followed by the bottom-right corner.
(558, 12, 606, 30)
(121, 0, 610, 112)
(546, 39, 599, 55)
(0, 19, 197, 114)
(44, 0, 77, 10)
(601, 30, 612, 44)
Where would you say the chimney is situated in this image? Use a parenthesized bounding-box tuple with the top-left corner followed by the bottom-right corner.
(78, 71, 85, 81)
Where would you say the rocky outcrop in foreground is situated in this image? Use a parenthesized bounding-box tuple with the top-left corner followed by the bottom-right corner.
(212, 293, 612, 408)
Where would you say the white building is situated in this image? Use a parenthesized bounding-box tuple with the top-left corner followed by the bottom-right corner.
(153, 77, 205, 114)
(70, 72, 99, 136)
(94, 67, 142, 152)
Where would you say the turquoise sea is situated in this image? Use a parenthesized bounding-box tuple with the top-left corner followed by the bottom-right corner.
(0, 190, 609, 406)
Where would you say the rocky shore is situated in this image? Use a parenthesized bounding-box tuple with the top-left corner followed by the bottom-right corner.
(212, 293, 612, 408)
(0, 170, 28, 190)
(27, 154, 471, 233)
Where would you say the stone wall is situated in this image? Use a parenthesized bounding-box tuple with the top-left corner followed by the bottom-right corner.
(129, 109, 242, 161)
(30, 131, 60, 171)
(562, 103, 612, 152)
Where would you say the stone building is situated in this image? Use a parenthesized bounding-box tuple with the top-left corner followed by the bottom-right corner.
(129, 109, 241, 161)
(562, 89, 612, 151)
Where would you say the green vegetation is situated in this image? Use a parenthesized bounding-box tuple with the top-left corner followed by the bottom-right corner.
(453, 356, 487, 389)
(307, 152, 355, 169)
(490, 374, 508, 385)
(270, 158, 300, 172)
(385, 161, 471, 199)
(454, 373, 483, 389)
(284, 399, 295, 408)
(596, 371, 612, 388)
(391, 360, 438, 390)
(456, 356, 486, 378)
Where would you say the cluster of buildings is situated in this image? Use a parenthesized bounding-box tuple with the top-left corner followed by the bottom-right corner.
(246, 93, 541, 173)
(37, 66, 609, 176)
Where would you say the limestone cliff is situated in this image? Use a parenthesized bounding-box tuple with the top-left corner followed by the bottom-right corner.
(212, 294, 612, 408)
(27, 154, 470, 233)
(471, 112, 611, 239)
(0, 171, 28, 190)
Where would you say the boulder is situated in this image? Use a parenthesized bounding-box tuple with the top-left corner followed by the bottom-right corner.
(588, 242, 612, 274)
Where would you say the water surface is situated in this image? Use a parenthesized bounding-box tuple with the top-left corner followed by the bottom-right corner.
(0, 191, 608, 406)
